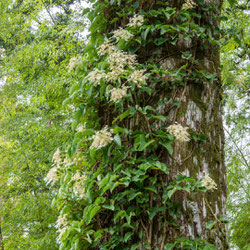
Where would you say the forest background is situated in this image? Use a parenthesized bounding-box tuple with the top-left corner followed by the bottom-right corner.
(0, 0, 249, 249)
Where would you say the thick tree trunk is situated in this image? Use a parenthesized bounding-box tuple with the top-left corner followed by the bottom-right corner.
(101, 0, 228, 249)
(139, 0, 227, 249)
(139, 0, 228, 249)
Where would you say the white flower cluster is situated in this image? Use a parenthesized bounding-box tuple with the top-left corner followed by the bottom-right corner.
(53, 148, 62, 165)
(106, 67, 124, 82)
(167, 123, 190, 142)
(63, 157, 73, 167)
(98, 40, 116, 56)
(88, 13, 148, 104)
(113, 28, 133, 41)
(72, 172, 87, 198)
(201, 174, 217, 191)
(45, 166, 59, 185)
(57, 226, 68, 242)
(87, 69, 106, 86)
(129, 69, 147, 86)
(68, 57, 80, 72)
(127, 14, 144, 27)
(76, 124, 85, 133)
(110, 86, 129, 103)
(182, 0, 197, 9)
(91, 126, 113, 149)
(107, 50, 137, 70)
(45, 148, 62, 185)
(56, 214, 68, 228)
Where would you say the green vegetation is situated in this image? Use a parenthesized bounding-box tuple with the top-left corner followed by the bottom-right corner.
(0, 0, 85, 248)
(221, 0, 250, 249)
(0, 0, 249, 249)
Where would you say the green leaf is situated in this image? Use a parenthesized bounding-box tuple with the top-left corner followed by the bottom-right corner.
(141, 139, 155, 150)
(113, 109, 131, 123)
(228, 0, 237, 7)
(82, 8, 90, 15)
(164, 243, 174, 249)
(159, 141, 173, 155)
(103, 201, 115, 211)
(114, 210, 127, 222)
(142, 26, 151, 40)
(98, 175, 110, 189)
(151, 115, 166, 121)
(154, 37, 168, 46)
(152, 161, 169, 174)
(144, 185, 157, 193)
(89, 148, 96, 160)
(203, 245, 217, 250)
(83, 205, 101, 225)
(89, 205, 101, 221)
(131, 244, 139, 250)
(124, 232, 133, 242)
(206, 221, 217, 230)
(113, 134, 122, 147)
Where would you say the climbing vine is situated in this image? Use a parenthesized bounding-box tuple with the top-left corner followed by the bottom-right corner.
(47, 0, 227, 249)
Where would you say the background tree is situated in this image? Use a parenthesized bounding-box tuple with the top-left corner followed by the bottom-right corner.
(0, 0, 86, 248)
(221, 0, 250, 249)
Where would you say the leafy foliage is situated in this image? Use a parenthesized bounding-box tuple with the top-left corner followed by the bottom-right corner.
(221, 0, 250, 249)
(49, 0, 226, 249)
(0, 0, 86, 248)
(0, 0, 248, 249)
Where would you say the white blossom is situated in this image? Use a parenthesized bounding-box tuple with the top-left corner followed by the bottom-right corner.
(71, 172, 87, 199)
(56, 214, 68, 228)
(98, 40, 116, 56)
(63, 157, 73, 167)
(106, 67, 125, 82)
(167, 123, 190, 142)
(45, 166, 59, 185)
(129, 69, 147, 86)
(127, 14, 144, 27)
(182, 0, 197, 9)
(113, 28, 133, 41)
(110, 86, 129, 103)
(201, 174, 217, 191)
(87, 69, 106, 86)
(76, 124, 85, 132)
(57, 226, 68, 242)
(91, 126, 113, 149)
(107, 50, 137, 69)
(53, 148, 62, 165)
(68, 57, 80, 72)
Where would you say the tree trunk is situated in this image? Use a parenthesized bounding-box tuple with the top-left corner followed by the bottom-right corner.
(139, 0, 228, 249)
(99, 0, 228, 248)
(0, 220, 4, 250)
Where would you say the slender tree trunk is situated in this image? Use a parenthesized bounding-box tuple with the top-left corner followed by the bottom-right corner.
(0, 220, 4, 250)
(101, 0, 228, 248)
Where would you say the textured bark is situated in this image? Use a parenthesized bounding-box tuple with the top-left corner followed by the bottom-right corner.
(139, 0, 228, 249)
(101, 0, 228, 249)
(139, 1, 227, 249)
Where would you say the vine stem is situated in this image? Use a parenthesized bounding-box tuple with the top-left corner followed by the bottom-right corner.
(204, 197, 225, 235)
(160, 221, 167, 250)
(149, 195, 153, 247)
(171, 79, 188, 123)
